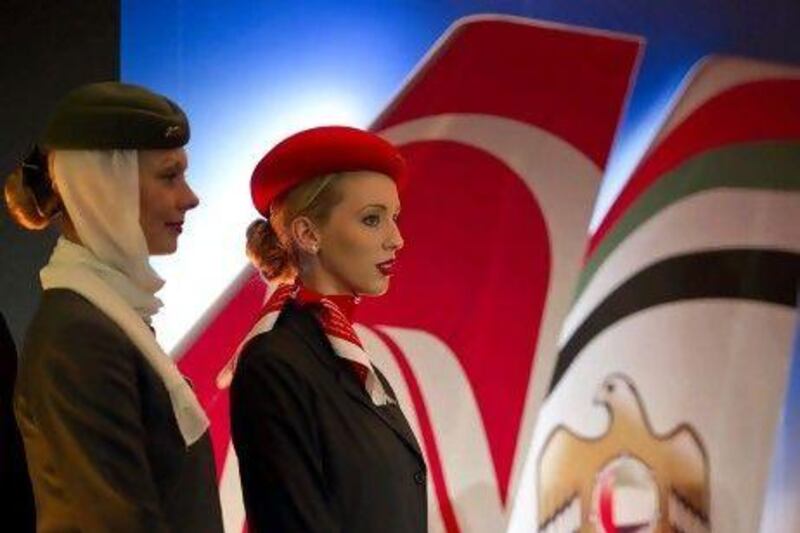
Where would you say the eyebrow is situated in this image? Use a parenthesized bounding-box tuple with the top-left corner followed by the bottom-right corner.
(359, 204, 401, 214)
(360, 204, 387, 212)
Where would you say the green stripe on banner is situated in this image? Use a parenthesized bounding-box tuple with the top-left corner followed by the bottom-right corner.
(576, 141, 800, 300)
(552, 249, 800, 392)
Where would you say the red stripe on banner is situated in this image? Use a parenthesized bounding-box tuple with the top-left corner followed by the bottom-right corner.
(178, 270, 267, 473)
(589, 78, 800, 258)
(373, 18, 640, 168)
(372, 327, 462, 533)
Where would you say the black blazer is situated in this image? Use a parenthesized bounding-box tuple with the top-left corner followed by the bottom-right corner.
(14, 289, 224, 533)
(230, 301, 428, 533)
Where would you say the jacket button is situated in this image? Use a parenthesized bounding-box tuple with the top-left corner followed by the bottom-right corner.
(414, 471, 426, 485)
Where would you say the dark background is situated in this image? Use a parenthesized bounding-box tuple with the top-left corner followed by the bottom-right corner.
(0, 0, 119, 343)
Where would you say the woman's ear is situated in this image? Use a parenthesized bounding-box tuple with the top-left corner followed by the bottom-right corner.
(289, 215, 321, 254)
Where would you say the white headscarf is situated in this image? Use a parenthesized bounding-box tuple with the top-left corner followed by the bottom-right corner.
(39, 150, 209, 446)
(52, 150, 163, 321)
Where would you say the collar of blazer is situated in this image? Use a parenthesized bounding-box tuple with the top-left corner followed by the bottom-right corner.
(280, 302, 424, 461)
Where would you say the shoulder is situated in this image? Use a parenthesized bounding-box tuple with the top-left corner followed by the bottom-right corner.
(232, 327, 310, 392)
(231, 303, 331, 396)
(28, 289, 130, 344)
(237, 303, 327, 374)
(18, 289, 139, 387)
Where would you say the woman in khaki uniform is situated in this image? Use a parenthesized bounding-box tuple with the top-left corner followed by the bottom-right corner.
(5, 82, 223, 533)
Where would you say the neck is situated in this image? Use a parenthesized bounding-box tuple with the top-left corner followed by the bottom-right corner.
(294, 279, 359, 322)
(297, 271, 354, 298)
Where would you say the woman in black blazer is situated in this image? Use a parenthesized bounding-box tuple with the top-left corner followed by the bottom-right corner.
(5, 82, 223, 532)
(230, 126, 427, 532)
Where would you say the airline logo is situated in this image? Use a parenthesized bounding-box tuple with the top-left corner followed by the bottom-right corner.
(537, 374, 709, 533)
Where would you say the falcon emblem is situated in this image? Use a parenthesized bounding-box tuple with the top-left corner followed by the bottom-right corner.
(537, 374, 710, 532)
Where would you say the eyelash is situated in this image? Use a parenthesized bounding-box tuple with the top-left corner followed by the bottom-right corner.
(362, 213, 401, 227)
(362, 214, 380, 227)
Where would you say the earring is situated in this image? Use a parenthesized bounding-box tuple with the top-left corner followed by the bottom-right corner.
(311, 244, 319, 253)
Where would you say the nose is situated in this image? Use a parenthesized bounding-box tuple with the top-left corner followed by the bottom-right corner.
(385, 219, 404, 251)
(180, 180, 200, 212)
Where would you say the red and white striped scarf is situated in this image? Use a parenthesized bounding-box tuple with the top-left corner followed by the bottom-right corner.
(219, 282, 391, 406)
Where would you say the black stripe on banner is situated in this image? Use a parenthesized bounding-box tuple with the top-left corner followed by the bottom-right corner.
(549, 249, 800, 393)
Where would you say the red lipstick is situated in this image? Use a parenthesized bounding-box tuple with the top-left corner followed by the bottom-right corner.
(377, 259, 396, 276)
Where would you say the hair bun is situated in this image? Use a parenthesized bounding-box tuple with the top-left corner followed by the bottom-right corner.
(245, 218, 295, 281)
(4, 147, 61, 230)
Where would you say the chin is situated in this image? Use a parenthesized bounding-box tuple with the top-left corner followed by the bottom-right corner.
(148, 239, 178, 256)
(360, 279, 390, 297)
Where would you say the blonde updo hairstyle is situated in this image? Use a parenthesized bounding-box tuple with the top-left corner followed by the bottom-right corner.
(247, 172, 346, 282)
(4, 147, 62, 230)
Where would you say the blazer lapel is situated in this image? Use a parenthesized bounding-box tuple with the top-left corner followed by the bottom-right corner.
(283, 304, 424, 461)
(337, 368, 423, 460)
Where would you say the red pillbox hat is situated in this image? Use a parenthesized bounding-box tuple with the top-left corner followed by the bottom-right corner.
(251, 126, 407, 216)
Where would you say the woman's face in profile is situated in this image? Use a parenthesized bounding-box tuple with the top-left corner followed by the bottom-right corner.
(138, 147, 199, 255)
(315, 171, 404, 296)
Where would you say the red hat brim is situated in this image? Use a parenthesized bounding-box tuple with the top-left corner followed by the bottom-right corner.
(251, 126, 407, 216)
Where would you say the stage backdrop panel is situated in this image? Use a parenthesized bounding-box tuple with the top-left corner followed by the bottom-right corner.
(508, 56, 800, 533)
